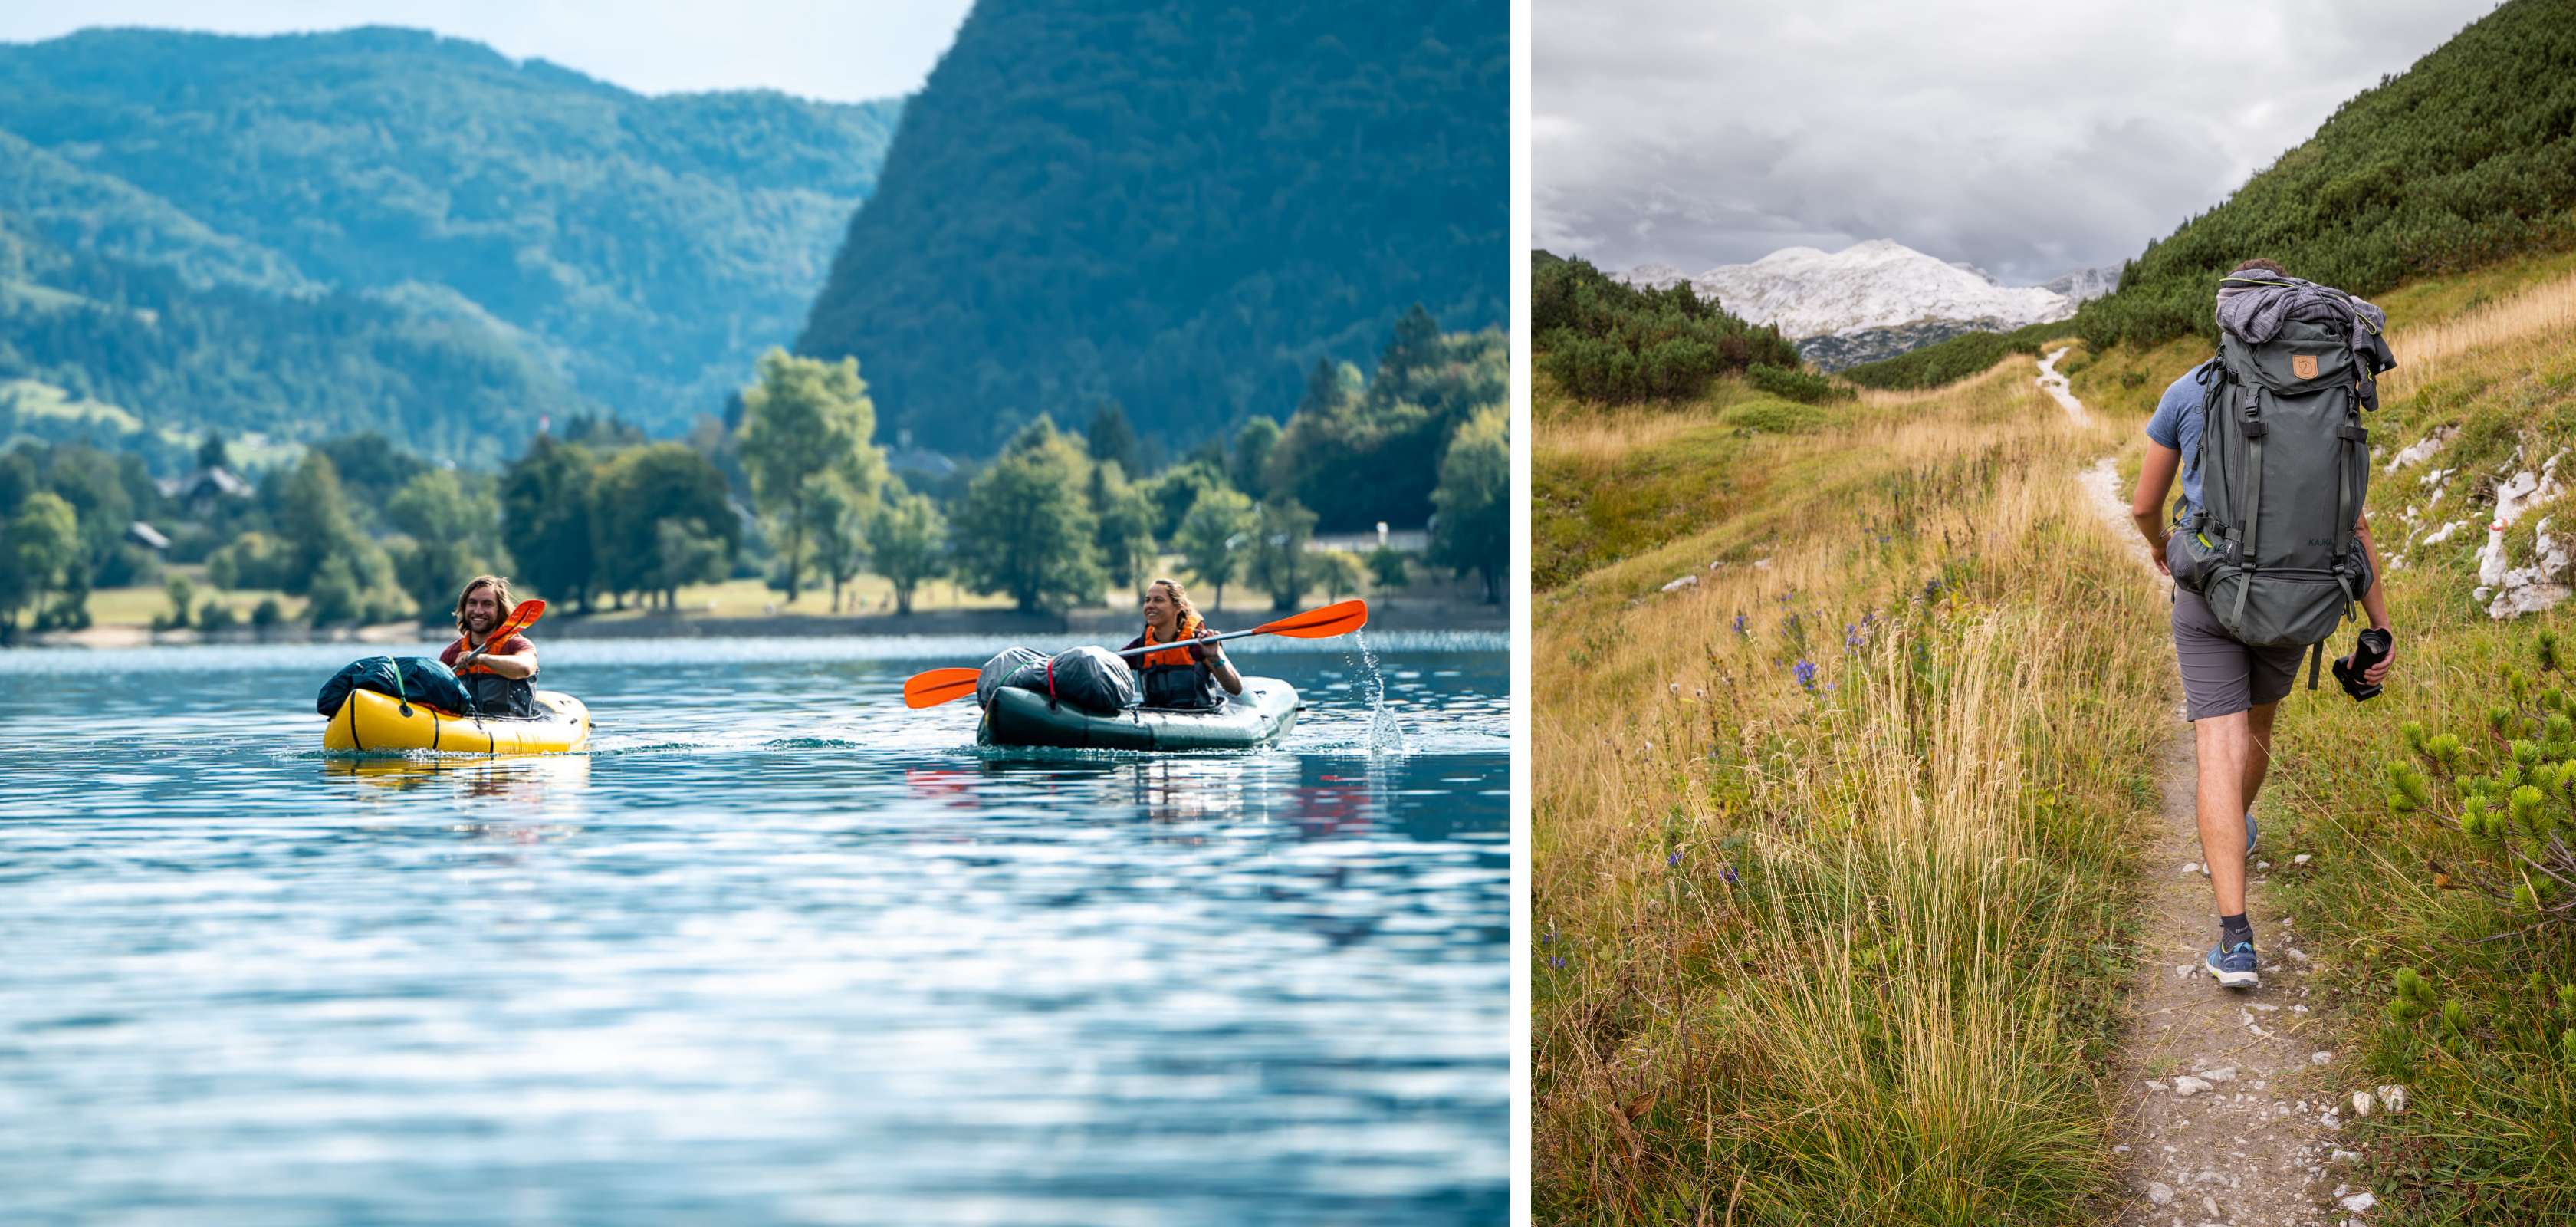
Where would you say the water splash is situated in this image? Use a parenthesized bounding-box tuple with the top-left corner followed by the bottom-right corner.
(1352, 628, 1408, 755)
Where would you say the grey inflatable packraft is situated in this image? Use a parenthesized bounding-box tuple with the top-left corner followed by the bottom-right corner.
(978, 677, 1301, 751)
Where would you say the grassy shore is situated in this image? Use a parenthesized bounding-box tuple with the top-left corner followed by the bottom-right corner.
(1534, 254, 2576, 1223)
(49, 559, 1493, 647)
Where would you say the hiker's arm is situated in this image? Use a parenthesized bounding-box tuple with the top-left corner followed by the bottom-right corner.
(2355, 517, 2390, 632)
(2356, 515, 2394, 683)
(2131, 443, 2182, 574)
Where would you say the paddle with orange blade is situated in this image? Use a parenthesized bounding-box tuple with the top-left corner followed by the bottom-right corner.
(457, 598, 546, 671)
(901, 599, 1370, 709)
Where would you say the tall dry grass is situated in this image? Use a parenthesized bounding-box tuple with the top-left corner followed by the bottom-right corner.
(1534, 364, 2174, 1222)
(2376, 268, 2576, 405)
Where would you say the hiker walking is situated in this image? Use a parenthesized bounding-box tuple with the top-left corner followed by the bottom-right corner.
(2128, 257, 2400, 989)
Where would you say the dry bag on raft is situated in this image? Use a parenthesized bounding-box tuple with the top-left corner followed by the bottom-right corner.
(316, 656, 472, 719)
(974, 646, 1142, 714)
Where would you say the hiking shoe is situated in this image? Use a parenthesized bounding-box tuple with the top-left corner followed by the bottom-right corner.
(2246, 811, 2258, 856)
(2203, 940, 2260, 989)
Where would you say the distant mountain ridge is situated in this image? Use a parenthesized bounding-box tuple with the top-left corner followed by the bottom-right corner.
(797, 0, 1506, 456)
(1620, 239, 2076, 341)
(0, 25, 902, 449)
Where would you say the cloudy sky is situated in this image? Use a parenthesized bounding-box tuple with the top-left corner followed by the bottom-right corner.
(0, 0, 974, 102)
(1537, 0, 2497, 285)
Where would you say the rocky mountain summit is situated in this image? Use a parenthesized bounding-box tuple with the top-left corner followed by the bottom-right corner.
(1617, 240, 2120, 370)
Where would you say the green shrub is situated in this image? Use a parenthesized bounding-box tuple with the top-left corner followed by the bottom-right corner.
(1720, 396, 1827, 436)
(1746, 362, 1855, 404)
(1533, 254, 1800, 404)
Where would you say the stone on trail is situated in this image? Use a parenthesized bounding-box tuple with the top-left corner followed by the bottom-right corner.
(2295, 853, 2313, 864)
(2377, 1084, 2407, 1113)
(2145, 1180, 2174, 1205)
(2314, 1051, 2333, 1065)
(2172, 1075, 2212, 1097)
(2180, 861, 2200, 875)
(2352, 1090, 2374, 1117)
(2341, 1189, 2379, 1212)
(2203, 1066, 2237, 1082)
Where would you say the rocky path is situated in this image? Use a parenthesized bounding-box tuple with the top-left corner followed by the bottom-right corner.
(2039, 345, 2091, 425)
(2059, 372, 2387, 1227)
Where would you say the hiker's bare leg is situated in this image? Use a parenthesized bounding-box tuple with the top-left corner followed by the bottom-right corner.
(2194, 710, 2249, 916)
(2241, 700, 2278, 815)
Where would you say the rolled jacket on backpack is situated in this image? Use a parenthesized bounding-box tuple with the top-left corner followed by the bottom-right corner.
(2216, 268, 2399, 408)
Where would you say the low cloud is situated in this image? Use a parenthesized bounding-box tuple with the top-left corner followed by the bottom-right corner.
(1536, 1, 2496, 283)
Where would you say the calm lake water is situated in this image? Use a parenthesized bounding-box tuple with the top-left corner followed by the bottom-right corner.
(0, 631, 1509, 1225)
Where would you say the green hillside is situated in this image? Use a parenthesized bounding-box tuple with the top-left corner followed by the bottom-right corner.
(2078, 0, 2576, 349)
(0, 212, 586, 469)
(0, 25, 902, 439)
(1846, 0, 2576, 387)
(797, 0, 1506, 456)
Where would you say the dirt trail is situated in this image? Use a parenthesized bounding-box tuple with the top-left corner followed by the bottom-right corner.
(2062, 373, 2377, 1226)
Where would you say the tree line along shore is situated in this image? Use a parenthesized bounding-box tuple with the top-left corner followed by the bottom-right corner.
(2, 307, 1507, 646)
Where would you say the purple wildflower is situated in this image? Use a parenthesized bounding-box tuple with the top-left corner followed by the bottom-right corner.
(1733, 612, 1749, 637)
(1722, 864, 1740, 887)
(1845, 623, 1863, 649)
(1668, 848, 1684, 867)
(1794, 659, 1818, 692)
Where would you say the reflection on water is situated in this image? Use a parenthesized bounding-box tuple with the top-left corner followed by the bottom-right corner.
(326, 751, 596, 804)
(0, 634, 1507, 1225)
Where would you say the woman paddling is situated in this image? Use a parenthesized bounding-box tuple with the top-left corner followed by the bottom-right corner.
(1123, 578, 1243, 710)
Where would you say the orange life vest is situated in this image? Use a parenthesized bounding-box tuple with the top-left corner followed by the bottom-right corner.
(448, 633, 527, 676)
(1137, 614, 1206, 669)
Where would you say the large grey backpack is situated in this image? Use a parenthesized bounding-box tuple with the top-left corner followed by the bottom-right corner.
(2167, 273, 2399, 685)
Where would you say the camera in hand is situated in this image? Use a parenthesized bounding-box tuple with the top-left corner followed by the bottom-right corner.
(2330, 627, 2393, 702)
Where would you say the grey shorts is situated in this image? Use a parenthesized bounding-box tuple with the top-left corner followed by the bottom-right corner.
(2172, 586, 2305, 720)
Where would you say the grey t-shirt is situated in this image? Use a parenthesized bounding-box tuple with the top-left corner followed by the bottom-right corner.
(2144, 360, 2217, 517)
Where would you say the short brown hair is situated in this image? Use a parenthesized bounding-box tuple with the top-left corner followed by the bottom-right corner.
(2232, 258, 2288, 278)
(454, 574, 514, 637)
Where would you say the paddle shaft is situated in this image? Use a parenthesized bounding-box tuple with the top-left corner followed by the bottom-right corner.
(1110, 625, 1271, 661)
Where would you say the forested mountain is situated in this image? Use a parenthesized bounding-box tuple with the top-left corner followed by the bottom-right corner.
(797, 0, 1506, 456)
(0, 25, 902, 449)
(0, 214, 586, 470)
(2076, 0, 2576, 348)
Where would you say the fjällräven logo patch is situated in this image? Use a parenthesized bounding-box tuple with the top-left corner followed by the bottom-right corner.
(2292, 354, 2320, 379)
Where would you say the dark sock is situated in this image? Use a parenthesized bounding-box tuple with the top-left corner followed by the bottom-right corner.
(2219, 913, 2253, 949)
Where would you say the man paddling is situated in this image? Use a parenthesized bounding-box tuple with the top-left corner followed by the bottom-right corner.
(442, 574, 539, 717)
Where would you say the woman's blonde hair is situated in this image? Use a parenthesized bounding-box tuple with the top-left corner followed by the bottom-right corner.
(454, 574, 514, 637)
(1147, 577, 1200, 630)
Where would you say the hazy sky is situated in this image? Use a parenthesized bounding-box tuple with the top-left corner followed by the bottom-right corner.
(1536, 0, 2498, 284)
(0, 1, 974, 103)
